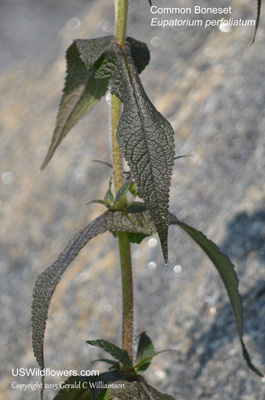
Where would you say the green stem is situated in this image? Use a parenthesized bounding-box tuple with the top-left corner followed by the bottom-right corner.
(112, 0, 133, 361)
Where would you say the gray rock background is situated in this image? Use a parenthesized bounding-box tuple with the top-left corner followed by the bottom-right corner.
(0, 0, 264, 399)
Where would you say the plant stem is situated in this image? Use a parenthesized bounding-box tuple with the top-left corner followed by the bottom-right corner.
(112, 0, 133, 361)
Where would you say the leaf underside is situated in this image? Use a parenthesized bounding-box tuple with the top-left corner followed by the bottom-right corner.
(110, 41, 175, 262)
(41, 35, 151, 170)
(169, 213, 263, 377)
(41, 37, 113, 169)
(32, 208, 156, 398)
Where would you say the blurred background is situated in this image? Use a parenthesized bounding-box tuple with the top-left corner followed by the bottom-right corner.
(0, 0, 265, 399)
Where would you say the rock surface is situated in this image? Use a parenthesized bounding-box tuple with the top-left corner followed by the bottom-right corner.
(1, 0, 264, 399)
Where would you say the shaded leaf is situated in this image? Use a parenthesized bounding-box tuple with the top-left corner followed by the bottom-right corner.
(87, 339, 132, 368)
(104, 375, 175, 400)
(169, 213, 263, 377)
(250, 0, 261, 44)
(32, 208, 156, 398)
(75, 36, 115, 79)
(110, 41, 175, 262)
(41, 38, 112, 169)
(53, 376, 91, 400)
(126, 37, 150, 74)
(135, 332, 155, 373)
(127, 232, 149, 244)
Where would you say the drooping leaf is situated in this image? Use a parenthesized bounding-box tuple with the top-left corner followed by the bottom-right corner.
(250, 0, 261, 44)
(41, 38, 113, 169)
(87, 339, 132, 368)
(135, 332, 155, 373)
(169, 213, 263, 377)
(32, 208, 156, 398)
(110, 41, 175, 262)
(53, 376, 92, 400)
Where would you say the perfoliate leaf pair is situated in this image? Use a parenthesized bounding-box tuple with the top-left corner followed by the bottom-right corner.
(41, 36, 150, 170)
(32, 204, 262, 400)
(42, 34, 175, 261)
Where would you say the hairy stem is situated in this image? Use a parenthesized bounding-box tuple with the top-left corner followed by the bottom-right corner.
(112, 0, 133, 361)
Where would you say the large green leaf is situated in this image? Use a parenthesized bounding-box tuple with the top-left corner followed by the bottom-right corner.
(87, 339, 132, 368)
(110, 42, 175, 262)
(169, 213, 263, 377)
(32, 208, 156, 399)
(41, 37, 113, 169)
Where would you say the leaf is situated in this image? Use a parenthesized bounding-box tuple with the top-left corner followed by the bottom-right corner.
(135, 332, 155, 373)
(169, 213, 263, 377)
(112, 180, 131, 208)
(32, 208, 156, 398)
(104, 177, 114, 205)
(110, 41, 175, 262)
(126, 37, 150, 74)
(134, 350, 177, 375)
(91, 358, 121, 369)
(104, 375, 175, 400)
(250, 0, 261, 44)
(53, 376, 92, 400)
(91, 160, 113, 169)
(87, 339, 132, 368)
(75, 36, 116, 79)
(86, 199, 111, 208)
(41, 37, 113, 169)
(127, 232, 149, 244)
